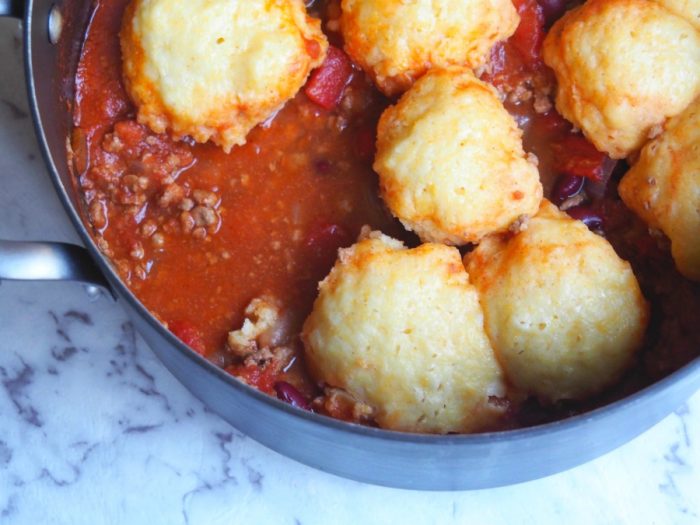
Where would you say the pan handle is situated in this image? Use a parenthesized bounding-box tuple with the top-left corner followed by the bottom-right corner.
(0, 1, 113, 298)
(0, 240, 114, 297)
(0, 0, 23, 18)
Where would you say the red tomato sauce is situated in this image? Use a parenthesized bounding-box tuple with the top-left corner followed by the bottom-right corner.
(70, 0, 700, 428)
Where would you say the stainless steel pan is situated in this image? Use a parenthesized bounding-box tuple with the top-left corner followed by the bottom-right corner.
(2, 0, 699, 490)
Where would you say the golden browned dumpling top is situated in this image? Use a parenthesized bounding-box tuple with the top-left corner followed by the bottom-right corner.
(619, 97, 700, 282)
(465, 201, 649, 404)
(543, 0, 700, 159)
(374, 67, 542, 246)
(651, 0, 700, 30)
(121, 0, 327, 152)
(340, 0, 518, 96)
(302, 230, 506, 434)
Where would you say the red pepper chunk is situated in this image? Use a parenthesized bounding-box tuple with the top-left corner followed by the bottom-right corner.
(481, 0, 545, 90)
(510, 0, 546, 68)
(305, 46, 354, 110)
(169, 320, 206, 356)
(552, 134, 610, 182)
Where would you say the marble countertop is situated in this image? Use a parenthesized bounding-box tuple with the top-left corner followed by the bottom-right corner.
(1, 18, 699, 525)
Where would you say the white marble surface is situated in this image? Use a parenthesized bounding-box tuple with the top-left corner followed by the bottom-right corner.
(1, 17, 699, 525)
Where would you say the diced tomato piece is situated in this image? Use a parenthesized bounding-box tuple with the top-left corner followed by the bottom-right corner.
(227, 363, 278, 394)
(113, 120, 147, 148)
(481, 42, 526, 91)
(511, 0, 546, 68)
(306, 223, 352, 270)
(305, 46, 354, 110)
(551, 134, 610, 182)
(169, 320, 206, 356)
(486, 42, 506, 83)
(480, 0, 546, 90)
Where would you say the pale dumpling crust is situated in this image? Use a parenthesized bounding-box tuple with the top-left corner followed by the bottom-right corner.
(651, 0, 700, 30)
(374, 67, 543, 246)
(465, 201, 649, 404)
(302, 231, 506, 434)
(618, 97, 700, 282)
(542, 0, 700, 159)
(121, 0, 327, 152)
(340, 0, 518, 96)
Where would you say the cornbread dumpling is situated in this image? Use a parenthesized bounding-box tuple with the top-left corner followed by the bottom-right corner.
(465, 201, 649, 403)
(542, 0, 700, 159)
(340, 0, 518, 96)
(618, 97, 700, 282)
(651, 0, 700, 30)
(374, 68, 542, 245)
(302, 231, 506, 434)
(121, 0, 327, 152)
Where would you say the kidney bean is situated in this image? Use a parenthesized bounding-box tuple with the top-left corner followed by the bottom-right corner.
(551, 174, 584, 205)
(585, 157, 618, 201)
(274, 381, 311, 410)
(306, 223, 352, 270)
(537, 0, 569, 28)
(566, 205, 604, 231)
